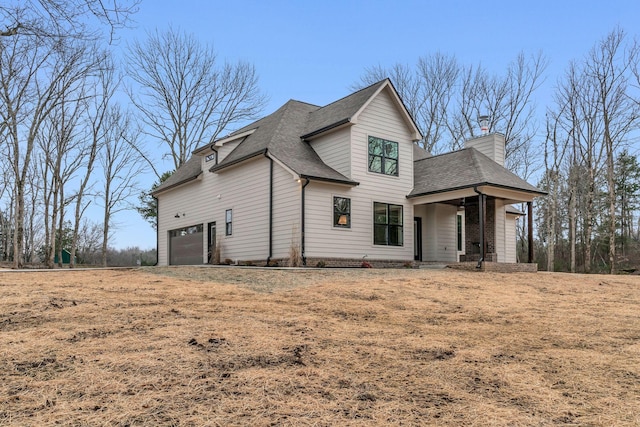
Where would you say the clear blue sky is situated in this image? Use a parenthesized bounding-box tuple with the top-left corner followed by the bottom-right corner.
(110, 0, 640, 250)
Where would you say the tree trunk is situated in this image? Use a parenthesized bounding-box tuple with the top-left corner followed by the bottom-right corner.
(13, 183, 24, 269)
(568, 181, 576, 273)
(606, 142, 616, 274)
(546, 172, 559, 272)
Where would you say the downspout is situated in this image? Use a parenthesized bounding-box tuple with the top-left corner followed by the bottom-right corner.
(153, 195, 159, 266)
(300, 177, 310, 266)
(473, 186, 485, 269)
(266, 156, 273, 265)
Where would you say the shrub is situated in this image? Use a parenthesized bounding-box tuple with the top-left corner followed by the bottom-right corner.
(361, 261, 373, 268)
(316, 260, 326, 268)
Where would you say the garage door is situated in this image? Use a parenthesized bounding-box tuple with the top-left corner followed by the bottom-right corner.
(169, 224, 203, 265)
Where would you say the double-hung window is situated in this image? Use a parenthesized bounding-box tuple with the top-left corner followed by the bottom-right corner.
(225, 209, 233, 236)
(333, 196, 351, 228)
(368, 136, 398, 176)
(374, 202, 403, 246)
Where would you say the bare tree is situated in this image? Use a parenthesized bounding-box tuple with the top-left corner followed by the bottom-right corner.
(1, 0, 138, 41)
(356, 53, 459, 153)
(541, 110, 569, 271)
(97, 104, 146, 266)
(37, 73, 90, 268)
(126, 27, 267, 171)
(75, 218, 103, 264)
(69, 53, 113, 268)
(547, 28, 640, 273)
(0, 34, 97, 268)
(355, 51, 547, 169)
(586, 28, 640, 273)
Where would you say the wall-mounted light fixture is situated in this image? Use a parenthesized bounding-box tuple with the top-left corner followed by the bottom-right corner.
(174, 213, 181, 218)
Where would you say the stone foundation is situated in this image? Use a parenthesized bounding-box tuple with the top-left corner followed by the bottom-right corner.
(229, 258, 538, 273)
(460, 252, 498, 262)
(230, 257, 415, 268)
(448, 261, 538, 273)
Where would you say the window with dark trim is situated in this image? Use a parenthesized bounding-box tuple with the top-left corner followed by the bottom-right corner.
(333, 196, 351, 228)
(225, 209, 232, 236)
(368, 136, 398, 176)
(373, 202, 403, 246)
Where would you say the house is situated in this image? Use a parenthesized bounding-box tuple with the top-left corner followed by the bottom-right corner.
(152, 79, 544, 270)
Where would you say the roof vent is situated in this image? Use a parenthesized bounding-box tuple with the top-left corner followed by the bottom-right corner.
(478, 115, 489, 135)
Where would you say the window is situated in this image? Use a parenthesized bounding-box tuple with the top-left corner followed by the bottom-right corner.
(205, 152, 217, 163)
(333, 196, 351, 228)
(169, 224, 203, 238)
(225, 209, 232, 236)
(368, 136, 398, 176)
(373, 202, 403, 246)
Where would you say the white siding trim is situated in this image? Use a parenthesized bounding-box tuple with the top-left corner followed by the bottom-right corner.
(268, 153, 300, 180)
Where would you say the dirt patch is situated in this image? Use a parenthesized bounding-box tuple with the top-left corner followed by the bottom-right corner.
(0, 267, 639, 425)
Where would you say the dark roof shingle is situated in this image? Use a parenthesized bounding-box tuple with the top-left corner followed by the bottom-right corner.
(409, 148, 544, 197)
(152, 155, 202, 195)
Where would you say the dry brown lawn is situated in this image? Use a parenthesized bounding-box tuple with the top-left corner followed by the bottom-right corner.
(1, 266, 639, 426)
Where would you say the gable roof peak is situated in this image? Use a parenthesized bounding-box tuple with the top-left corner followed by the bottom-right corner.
(318, 79, 389, 111)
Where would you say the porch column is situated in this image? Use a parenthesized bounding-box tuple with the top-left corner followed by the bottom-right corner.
(478, 193, 486, 265)
(527, 201, 534, 263)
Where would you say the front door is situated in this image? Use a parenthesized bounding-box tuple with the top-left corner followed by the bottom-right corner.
(414, 217, 422, 261)
(207, 222, 216, 264)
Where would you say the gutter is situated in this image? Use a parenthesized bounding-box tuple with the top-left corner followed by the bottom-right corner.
(208, 138, 260, 172)
(151, 174, 201, 197)
(300, 177, 310, 266)
(301, 118, 350, 140)
(299, 174, 359, 186)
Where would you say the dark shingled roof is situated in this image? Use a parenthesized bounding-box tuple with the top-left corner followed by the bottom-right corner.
(301, 80, 387, 138)
(154, 81, 392, 193)
(210, 100, 357, 184)
(152, 155, 202, 195)
(413, 144, 432, 161)
(207, 81, 399, 185)
(409, 148, 544, 198)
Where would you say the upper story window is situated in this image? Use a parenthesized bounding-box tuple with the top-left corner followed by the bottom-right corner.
(333, 196, 351, 228)
(368, 136, 398, 176)
(205, 152, 217, 163)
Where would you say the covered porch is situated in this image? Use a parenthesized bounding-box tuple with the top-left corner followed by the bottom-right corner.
(410, 186, 536, 266)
